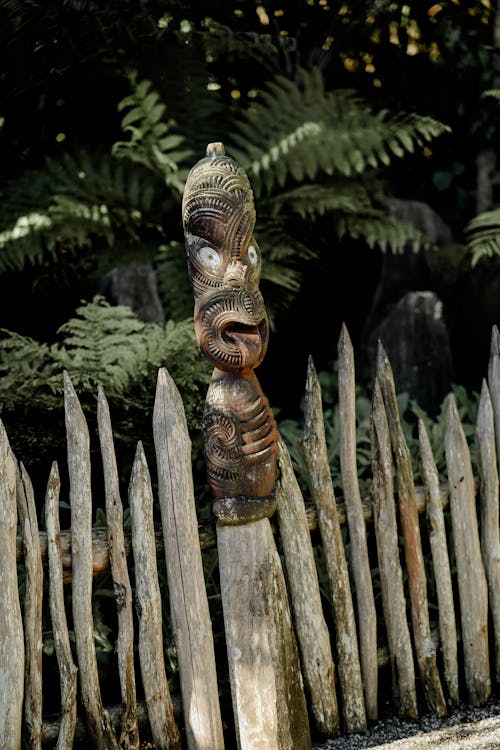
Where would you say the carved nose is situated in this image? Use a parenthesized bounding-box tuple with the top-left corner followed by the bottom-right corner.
(223, 260, 249, 289)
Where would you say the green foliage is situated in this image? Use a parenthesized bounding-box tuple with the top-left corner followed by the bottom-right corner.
(0, 296, 211, 464)
(230, 69, 450, 196)
(464, 208, 500, 266)
(112, 72, 192, 194)
(0, 150, 168, 272)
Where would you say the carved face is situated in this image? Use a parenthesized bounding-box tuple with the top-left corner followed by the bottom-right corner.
(182, 143, 269, 373)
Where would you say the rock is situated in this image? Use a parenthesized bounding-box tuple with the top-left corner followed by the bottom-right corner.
(100, 263, 165, 324)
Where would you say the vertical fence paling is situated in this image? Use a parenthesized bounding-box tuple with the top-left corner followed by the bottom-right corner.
(476, 380, 500, 683)
(129, 442, 180, 750)
(488, 325, 500, 470)
(337, 324, 378, 721)
(152, 367, 224, 750)
(97, 386, 139, 750)
(276, 437, 339, 737)
(445, 394, 491, 706)
(0, 420, 24, 750)
(44, 461, 78, 750)
(418, 420, 459, 706)
(377, 344, 446, 717)
(302, 356, 366, 733)
(63, 372, 120, 750)
(17, 462, 43, 750)
(370, 380, 418, 719)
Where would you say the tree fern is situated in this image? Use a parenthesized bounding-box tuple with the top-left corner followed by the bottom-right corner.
(464, 208, 500, 266)
(0, 151, 168, 272)
(112, 71, 192, 194)
(229, 67, 450, 196)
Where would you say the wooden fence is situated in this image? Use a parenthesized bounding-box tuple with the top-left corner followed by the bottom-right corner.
(2, 324, 500, 749)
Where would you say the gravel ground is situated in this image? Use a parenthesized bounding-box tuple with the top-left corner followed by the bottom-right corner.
(313, 698, 500, 750)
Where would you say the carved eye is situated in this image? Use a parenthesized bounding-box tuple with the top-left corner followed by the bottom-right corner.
(198, 246, 221, 268)
(247, 245, 259, 267)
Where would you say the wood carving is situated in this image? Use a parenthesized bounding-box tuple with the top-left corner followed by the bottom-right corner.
(182, 142, 278, 524)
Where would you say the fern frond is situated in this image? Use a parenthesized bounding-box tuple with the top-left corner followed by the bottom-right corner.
(465, 208, 500, 266)
(269, 180, 373, 219)
(0, 151, 167, 271)
(335, 209, 427, 253)
(112, 72, 193, 194)
(229, 68, 450, 196)
(481, 89, 500, 103)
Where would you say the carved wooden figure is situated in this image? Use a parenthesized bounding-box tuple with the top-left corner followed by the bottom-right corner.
(182, 142, 278, 525)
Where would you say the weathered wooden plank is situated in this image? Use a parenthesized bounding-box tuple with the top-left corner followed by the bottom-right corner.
(45, 461, 78, 750)
(217, 519, 311, 750)
(476, 380, 500, 683)
(302, 356, 366, 732)
(445, 394, 490, 706)
(488, 324, 500, 471)
(153, 367, 224, 750)
(97, 386, 139, 750)
(16, 462, 43, 749)
(377, 344, 446, 716)
(418, 419, 459, 706)
(370, 380, 418, 719)
(0, 420, 24, 749)
(276, 437, 339, 736)
(129, 442, 180, 750)
(64, 371, 119, 749)
(338, 324, 378, 720)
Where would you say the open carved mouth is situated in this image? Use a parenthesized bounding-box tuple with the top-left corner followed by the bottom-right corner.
(222, 321, 261, 342)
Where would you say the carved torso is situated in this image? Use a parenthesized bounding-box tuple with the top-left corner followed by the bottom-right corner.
(182, 143, 278, 524)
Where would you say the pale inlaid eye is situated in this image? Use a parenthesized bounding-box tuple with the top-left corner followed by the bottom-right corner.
(199, 246, 221, 268)
(247, 245, 259, 266)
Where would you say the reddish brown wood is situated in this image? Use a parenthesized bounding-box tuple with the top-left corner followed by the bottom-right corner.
(182, 141, 278, 525)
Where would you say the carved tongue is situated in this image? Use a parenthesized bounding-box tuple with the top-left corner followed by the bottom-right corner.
(223, 323, 262, 367)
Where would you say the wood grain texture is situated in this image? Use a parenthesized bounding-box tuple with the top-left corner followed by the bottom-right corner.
(0, 420, 24, 749)
(338, 324, 378, 720)
(64, 372, 119, 749)
(419, 419, 459, 706)
(370, 380, 417, 719)
(302, 356, 366, 733)
(45, 462, 78, 750)
(476, 380, 500, 683)
(488, 325, 500, 471)
(377, 344, 446, 716)
(129, 442, 180, 750)
(17, 462, 43, 749)
(217, 519, 311, 750)
(153, 367, 224, 750)
(276, 437, 339, 736)
(445, 394, 490, 706)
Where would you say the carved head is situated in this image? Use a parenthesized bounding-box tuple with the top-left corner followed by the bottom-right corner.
(182, 142, 269, 373)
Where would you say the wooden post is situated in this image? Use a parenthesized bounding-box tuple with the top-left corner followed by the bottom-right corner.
(488, 325, 500, 470)
(476, 380, 500, 683)
(418, 419, 459, 706)
(64, 372, 120, 750)
(377, 344, 446, 716)
(153, 367, 224, 750)
(45, 461, 78, 750)
(218, 520, 310, 750)
(97, 386, 139, 750)
(129, 441, 180, 750)
(16, 462, 43, 749)
(276, 437, 339, 736)
(182, 143, 310, 749)
(445, 394, 490, 705)
(0, 420, 24, 749)
(302, 356, 366, 733)
(337, 324, 378, 720)
(370, 381, 417, 719)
